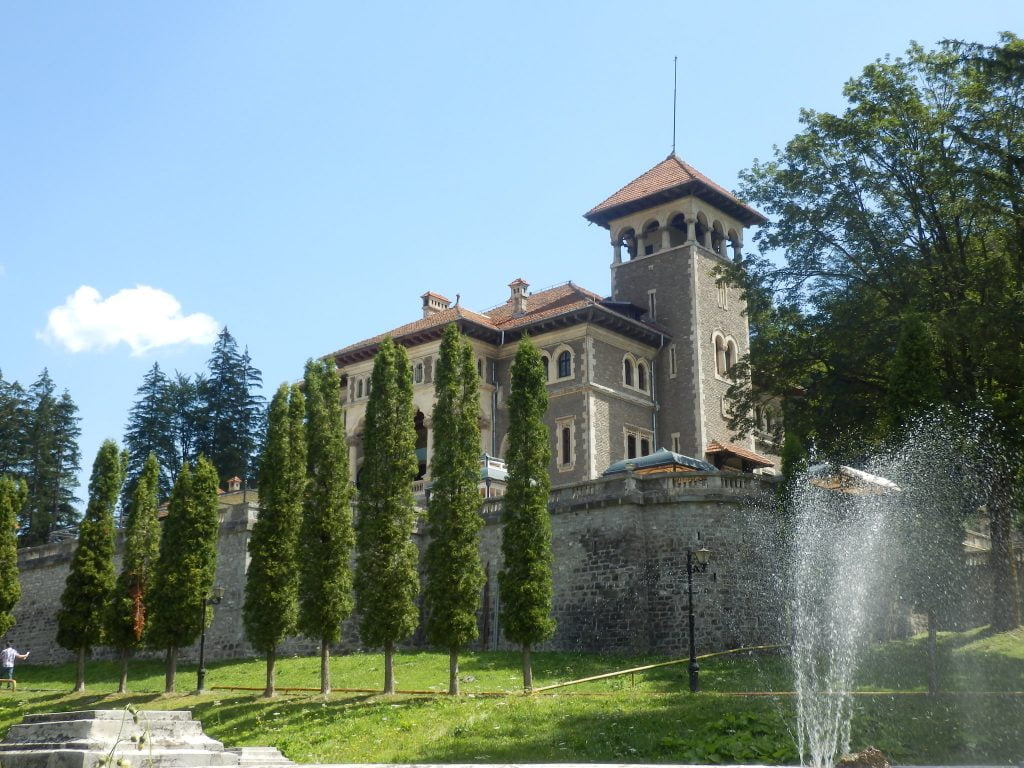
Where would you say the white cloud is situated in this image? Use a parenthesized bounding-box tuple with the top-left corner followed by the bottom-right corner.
(40, 285, 219, 355)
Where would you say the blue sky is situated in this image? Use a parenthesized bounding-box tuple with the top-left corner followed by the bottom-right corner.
(2, 2, 1021, 502)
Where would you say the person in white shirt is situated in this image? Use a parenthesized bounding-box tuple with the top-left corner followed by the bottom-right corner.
(1, 640, 29, 688)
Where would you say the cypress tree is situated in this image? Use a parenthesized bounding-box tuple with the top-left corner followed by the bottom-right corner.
(243, 383, 306, 697)
(354, 337, 420, 695)
(56, 439, 122, 692)
(0, 475, 27, 636)
(499, 335, 555, 691)
(298, 359, 354, 695)
(424, 324, 485, 695)
(147, 456, 220, 692)
(105, 452, 161, 693)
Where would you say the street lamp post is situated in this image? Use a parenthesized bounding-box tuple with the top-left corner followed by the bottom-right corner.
(686, 546, 712, 693)
(196, 586, 224, 693)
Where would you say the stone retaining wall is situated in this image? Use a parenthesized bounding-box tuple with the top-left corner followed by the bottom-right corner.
(12, 472, 786, 665)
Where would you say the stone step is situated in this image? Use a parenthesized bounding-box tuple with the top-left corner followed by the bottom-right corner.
(227, 746, 295, 765)
(0, 709, 251, 768)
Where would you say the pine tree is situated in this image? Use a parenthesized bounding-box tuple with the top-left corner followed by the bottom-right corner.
(243, 383, 305, 697)
(198, 328, 265, 488)
(123, 363, 177, 504)
(56, 439, 121, 692)
(499, 335, 555, 691)
(147, 456, 220, 693)
(354, 337, 420, 695)
(0, 475, 27, 636)
(167, 371, 206, 468)
(298, 359, 354, 695)
(0, 372, 30, 477)
(105, 452, 161, 693)
(424, 324, 485, 695)
(22, 371, 81, 546)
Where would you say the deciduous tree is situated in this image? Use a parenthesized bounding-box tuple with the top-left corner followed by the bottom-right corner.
(499, 335, 554, 690)
(354, 337, 420, 695)
(424, 324, 485, 695)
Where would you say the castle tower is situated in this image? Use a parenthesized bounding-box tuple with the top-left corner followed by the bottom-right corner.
(584, 154, 771, 470)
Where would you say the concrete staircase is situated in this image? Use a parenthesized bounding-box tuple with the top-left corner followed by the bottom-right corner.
(0, 709, 293, 768)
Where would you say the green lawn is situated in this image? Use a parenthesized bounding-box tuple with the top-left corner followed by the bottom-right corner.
(1, 628, 1022, 764)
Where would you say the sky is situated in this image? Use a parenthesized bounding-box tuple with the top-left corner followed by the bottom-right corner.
(2, 2, 1021, 505)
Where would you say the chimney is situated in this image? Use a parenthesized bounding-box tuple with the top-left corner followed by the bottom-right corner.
(509, 278, 529, 315)
(421, 291, 452, 318)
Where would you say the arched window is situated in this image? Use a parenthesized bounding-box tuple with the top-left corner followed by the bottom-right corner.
(623, 358, 634, 387)
(725, 339, 738, 374)
(637, 362, 647, 392)
(541, 355, 550, 381)
(557, 350, 572, 379)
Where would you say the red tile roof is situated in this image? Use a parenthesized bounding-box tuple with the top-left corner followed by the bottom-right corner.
(706, 440, 774, 468)
(585, 154, 766, 227)
(327, 282, 616, 362)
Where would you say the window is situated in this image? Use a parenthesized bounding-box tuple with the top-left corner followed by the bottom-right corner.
(357, 379, 363, 398)
(669, 344, 677, 378)
(671, 433, 681, 454)
(557, 350, 571, 379)
(637, 362, 647, 392)
(624, 426, 653, 461)
(726, 339, 738, 373)
(714, 334, 728, 376)
(647, 289, 657, 321)
(623, 358, 634, 387)
(541, 355, 550, 381)
(477, 358, 484, 378)
(414, 362, 424, 384)
(717, 280, 729, 310)
(556, 416, 576, 471)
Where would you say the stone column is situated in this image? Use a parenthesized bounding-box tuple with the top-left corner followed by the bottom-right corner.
(636, 233, 647, 255)
(661, 226, 672, 250)
(685, 216, 696, 243)
(612, 240, 622, 264)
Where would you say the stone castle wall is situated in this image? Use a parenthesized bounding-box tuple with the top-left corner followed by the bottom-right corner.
(12, 472, 787, 665)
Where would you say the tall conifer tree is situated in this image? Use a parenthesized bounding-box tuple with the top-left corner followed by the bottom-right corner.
(123, 363, 177, 504)
(148, 457, 220, 692)
(499, 335, 555, 691)
(22, 371, 81, 545)
(198, 328, 265, 487)
(56, 439, 122, 692)
(244, 384, 306, 697)
(424, 324, 485, 695)
(0, 476, 27, 636)
(298, 359, 354, 695)
(0, 372, 30, 477)
(105, 452, 161, 692)
(354, 337, 420, 695)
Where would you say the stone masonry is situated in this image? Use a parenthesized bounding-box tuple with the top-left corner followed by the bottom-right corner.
(13, 472, 785, 665)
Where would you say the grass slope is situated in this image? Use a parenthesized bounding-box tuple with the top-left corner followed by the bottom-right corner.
(0, 628, 1021, 764)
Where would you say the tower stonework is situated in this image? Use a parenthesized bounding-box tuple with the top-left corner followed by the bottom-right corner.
(584, 154, 771, 469)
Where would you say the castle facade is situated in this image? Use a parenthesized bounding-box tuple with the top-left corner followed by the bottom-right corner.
(327, 154, 779, 488)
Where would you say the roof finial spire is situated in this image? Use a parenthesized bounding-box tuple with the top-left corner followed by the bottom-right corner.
(672, 55, 678, 156)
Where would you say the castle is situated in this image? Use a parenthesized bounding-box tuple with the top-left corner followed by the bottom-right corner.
(328, 154, 779, 489)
